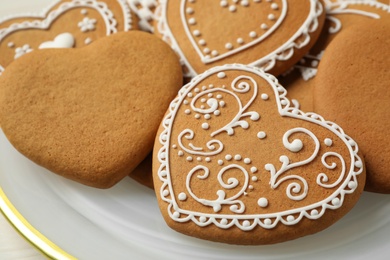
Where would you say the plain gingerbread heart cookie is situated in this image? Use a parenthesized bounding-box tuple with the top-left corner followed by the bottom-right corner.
(0, 0, 137, 74)
(153, 64, 365, 245)
(154, 0, 326, 78)
(313, 19, 390, 193)
(0, 31, 182, 189)
(280, 0, 389, 112)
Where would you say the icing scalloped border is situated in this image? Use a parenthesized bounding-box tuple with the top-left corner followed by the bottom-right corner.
(155, 0, 324, 78)
(156, 63, 363, 231)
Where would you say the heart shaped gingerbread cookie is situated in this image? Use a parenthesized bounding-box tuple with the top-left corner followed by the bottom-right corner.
(280, 0, 389, 111)
(0, 0, 136, 74)
(153, 64, 365, 244)
(0, 31, 182, 188)
(154, 0, 326, 77)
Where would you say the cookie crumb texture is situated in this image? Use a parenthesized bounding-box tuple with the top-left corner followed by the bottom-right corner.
(0, 31, 182, 189)
(154, 0, 325, 78)
(153, 64, 365, 245)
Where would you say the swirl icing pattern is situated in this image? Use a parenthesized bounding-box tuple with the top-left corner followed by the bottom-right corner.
(155, 64, 364, 240)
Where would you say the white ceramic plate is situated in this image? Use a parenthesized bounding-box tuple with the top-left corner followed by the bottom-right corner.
(1, 1, 390, 259)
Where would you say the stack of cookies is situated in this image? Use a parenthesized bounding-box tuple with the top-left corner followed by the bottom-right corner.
(0, 0, 388, 245)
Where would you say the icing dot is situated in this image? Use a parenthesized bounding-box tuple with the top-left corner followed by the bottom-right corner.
(252, 176, 258, 182)
(261, 23, 268, 30)
(205, 157, 211, 162)
(85, 37, 92, 45)
(220, 218, 228, 225)
(186, 7, 194, 14)
(183, 100, 189, 105)
(163, 190, 169, 196)
(160, 152, 166, 159)
(237, 38, 244, 44)
(249, 31, 257, 38)
(241, 0, 249, 6)
(7, 42, 14, 48)
(203, 48, 210, 54)
(218, 160, 224, 165)
(248, 185, 254, 190)
(219, 101, 226, 107)
(354, 160, 363, 168)
(225, 43, 233, 50)
(189, 18, 196, 25)
(172, 144, 177, 149)
(186, 156, 193, 162)
(258, 198, 268, 208)
(332, 198, 340, 206)
(187, 93, 193, 98)
(268, 14, 276, 20)
(234, 154, 242, 160)
(81, 9, 88, 15)
(160, 170, 167, 177)
(211, 50, 219, 56)
(250, 167, 258, 173)
(264, 218, 272, 225)
(311, 209, 319, 216)
(244, 158, 251, 164)
(230, 205, 238, 212)
(204, 114, 211, 119)
(243, 220, 250, 227)
(185, 109, 191, 114)
(199, 216, 207, 223)
(261, 93, 269, 100)
(348, 181, 357, 189)
(194, 88, 200, 93)
(225, 154, 232, 161)
(173, 211, 180, 218)
(214, 110, 221, 116)
(324, 138, 333, 146)
(271, 3, 278, 9)
(199, 39, 206, 45)
(200, 105, 205, 109)
(178, 151, 184, 156)
(209, 84, 214, 88)
(193, 30, 201, 37)
(216, 94, 223, 99)
(178, 192, 187, 201)
(202, 123, 209, 129)
(197, 157, 202, 162)
(229, 5, 237, 12)
(311, 60, 319, 67)
(281, 100, 288, 106)
(287, 215, 295, 222)
(202, 86, 207, 90)
(277, 86, 284, 92)
(348, 139, 356, 146)
(257, 131, 267, 139)
(220, 0, 228, 7)
(195, 114, 201, 119)
(217, 72, 226, 78)
(201, 98, 206, 103)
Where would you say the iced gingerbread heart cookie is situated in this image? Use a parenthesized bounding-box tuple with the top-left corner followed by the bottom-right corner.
(154, 0, 326, 78)
(0, 0, 137, 74)
(153, 64, 365, 245)
(313, 20, 390, 193)
(280, 0, 389, 111)
(0, 31, 182, 188)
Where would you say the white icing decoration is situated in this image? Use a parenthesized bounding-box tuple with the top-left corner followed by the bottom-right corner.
(324, 138, 333, 146)
(185, 164, 249, 213)
(157, 64, 363, 231)
(257, 131, 267, 139)
(0, 0, 133, 74)
(39, 33, 75, 49)
(14, 44, 33, 59)
(7, 42, 14, 48)
(258, 197, 268, 207)
(156, 0, 324, 78)
(84, 37, 92, 45)
(178, 192, 187, 201)
(78, 17, 97, 32)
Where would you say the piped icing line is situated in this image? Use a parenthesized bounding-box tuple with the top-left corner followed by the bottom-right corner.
(128, 0, 158, 32)
(157, 63, 363, 231)
(180, 0, 288, 64)
(0, 0, 128, 74)
(156, 0, 324, 78)
(117, 0, 134, 31)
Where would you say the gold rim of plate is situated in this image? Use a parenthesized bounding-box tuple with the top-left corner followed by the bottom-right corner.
(0, 186, 76, 260)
